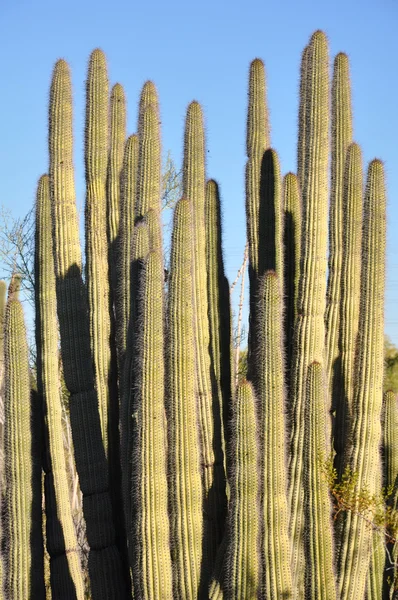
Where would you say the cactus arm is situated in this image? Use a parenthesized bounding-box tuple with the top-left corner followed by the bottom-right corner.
(257, 272, 293, 599)
(49, 58, 127, 599)
(337, 160, 386, 600)
(130, 250, 172, 599)
(382, 391, 398, 597)
(297, 45, 309, 187)
(0, 279, 5, 600)
(303, 362, 337, 600)
(288, 30, 330, 594)
(4, 298, 45, 599)
(167, 198, 203, 599)
(183, 101, 227, 578)
(35, 174, 85, 599)
(325, 53, 353, 392)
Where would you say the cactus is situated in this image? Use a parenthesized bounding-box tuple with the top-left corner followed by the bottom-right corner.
(183, 101, 226, 578)
(84, 49, 112, 451)
(303, 362, 337, 600)
(288, 30, 329, 595)
(337, 159, 386, 600)
(325, 52, 353, 393)
(35, 174, 85, 599)
(130, 250, 172, 599)
(382, 390, 398, 597)
(167, 198, 203, 599)
(256, 272, 293, 599)
(223, 380, 260, 599)
(49, 58, 128, 599)
(1, 30, 392, 600)
(334, 142, 363, 476)
(4, 297, 45, 599)
(283, 172, 301, 373)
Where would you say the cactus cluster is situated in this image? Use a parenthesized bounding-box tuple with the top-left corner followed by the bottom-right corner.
(0, 29, 396, 600)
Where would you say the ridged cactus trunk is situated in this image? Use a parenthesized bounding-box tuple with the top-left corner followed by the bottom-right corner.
(49, 58, 128, 599)
(167, 198, 203, 599)
(130, 250, 172, 599)
(35, 174, 85, 599)
(288, 30, 330, 595)
(222, 380, 260, 599)
(337, 160, 386, 600)
(325, 53, 353, 394)
(84, 49, 112, 452)
(4, 297, 45, 599)
(256, 272, 293, 599)
(205, 179, 231, 470)
(183, 101, 227, 582)
(0, 279, 5, 600)
(303, 362, 336, 600)
(333, 143, 363, 477)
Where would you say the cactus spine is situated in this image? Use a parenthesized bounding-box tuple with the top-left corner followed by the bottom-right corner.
(35, 174, 85, 599)
(303, 362, 337, 600)
(337, 160, 386, 600)
(257, 271, 293, 599)
(183, 101, 226, 576)
(4, 298, 45, 599)
(288, 30, 329, 594)
(49, 58, 127, 599)
(167, 198, 203, 599)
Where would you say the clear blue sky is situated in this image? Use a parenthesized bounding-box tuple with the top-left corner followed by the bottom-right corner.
(1, 0, 397, 344)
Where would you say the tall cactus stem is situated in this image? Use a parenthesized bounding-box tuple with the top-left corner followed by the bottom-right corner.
(333, 143, 363, 476)
(84, 48, 111, 451)
(130, 250, 172, 599)
(382, 391, 398, 597)
(223, 380, 260, 599)
(303, 362, 337, 600)
(256, 271, 293, 599)
(288, 30, 330, 594)
(283, 172, 301, 377)
(35, 174, 85, 599)
(337, 159, 386, 600)
(4, 298, 45, 599)
(167, 198, 203, 599)
(183, 101, 226, 577)
(49, 58, 127, 598)
(325, 52, 353, 393)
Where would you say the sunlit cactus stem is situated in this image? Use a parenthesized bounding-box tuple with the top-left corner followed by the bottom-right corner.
(167, 198, 203, 599)
(288, 30, 329, 595)
(49, 57, 128, 599)
(256, 271, 293, 599)
(4, 298, 45, 599)
(35, 174, 85, 599)
(223, 380, 260, 599)
(303, 362, 337, 600)
(183, 101, 226, 578)
(337, 159, 386, 600)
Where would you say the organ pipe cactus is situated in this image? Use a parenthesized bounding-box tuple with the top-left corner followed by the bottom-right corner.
(1, 28, 393, 600)
(288, 30, 329, 596)
(4, 297, 45, 599)
(35, 174, 85, 599)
